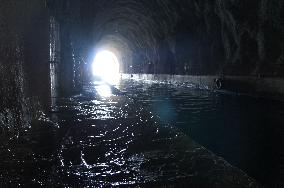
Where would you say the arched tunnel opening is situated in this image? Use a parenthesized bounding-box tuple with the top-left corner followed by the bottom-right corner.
(1, 0, 284, 187)
(91, 50, 120, 84)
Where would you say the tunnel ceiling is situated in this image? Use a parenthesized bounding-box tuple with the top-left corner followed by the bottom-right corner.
(53, 0, 284, 76)
(80, 0, 184, 74)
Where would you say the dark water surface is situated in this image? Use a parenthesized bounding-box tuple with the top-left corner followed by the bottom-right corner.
(125, 80, 284, 187)
(1, 79, 282, 187)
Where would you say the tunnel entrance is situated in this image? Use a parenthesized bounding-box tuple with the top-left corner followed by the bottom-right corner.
(92, 50, 120, 85)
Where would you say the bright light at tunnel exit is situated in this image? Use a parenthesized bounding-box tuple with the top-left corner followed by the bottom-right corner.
(92, 50, 120, 85)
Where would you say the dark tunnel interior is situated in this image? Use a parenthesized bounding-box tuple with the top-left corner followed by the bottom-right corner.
(0, 0, 284, 187)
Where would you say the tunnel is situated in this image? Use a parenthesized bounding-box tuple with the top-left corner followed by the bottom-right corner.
(0, 0, 284, 187)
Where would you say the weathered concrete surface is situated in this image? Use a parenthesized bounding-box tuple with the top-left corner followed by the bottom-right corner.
(122, 74, 284, 100)
(48, 0, 85, 96)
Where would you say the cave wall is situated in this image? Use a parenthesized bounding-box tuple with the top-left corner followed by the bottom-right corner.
(0, 0, 50, 137)
(82, 0, 284, 77)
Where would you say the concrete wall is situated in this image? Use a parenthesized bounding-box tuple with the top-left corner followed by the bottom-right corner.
(122, 74, 284, 100)
(48, 0, 84, 96)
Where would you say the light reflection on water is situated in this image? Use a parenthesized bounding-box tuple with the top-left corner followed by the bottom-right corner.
(52, 80, 261, 187)
(0, 79, 264, 187)
(95, 84, 112, 98)
(55, 83, 149, 186)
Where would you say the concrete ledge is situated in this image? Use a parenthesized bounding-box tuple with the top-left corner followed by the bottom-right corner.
(122, 74, 284, 100)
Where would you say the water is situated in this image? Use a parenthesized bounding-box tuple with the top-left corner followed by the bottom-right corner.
(2, 79, 281, 187)
(125, 80, 284, 187)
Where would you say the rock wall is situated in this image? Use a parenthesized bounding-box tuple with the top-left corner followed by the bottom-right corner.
(81, 0, 284, 77)
(0, 0, 50, 137)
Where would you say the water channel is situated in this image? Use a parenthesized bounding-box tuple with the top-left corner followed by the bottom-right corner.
(2, 79, 282, 187)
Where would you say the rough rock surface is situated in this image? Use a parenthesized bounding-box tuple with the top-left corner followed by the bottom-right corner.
(76, 0, 284, 76)
(0, 0, 49, 137)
